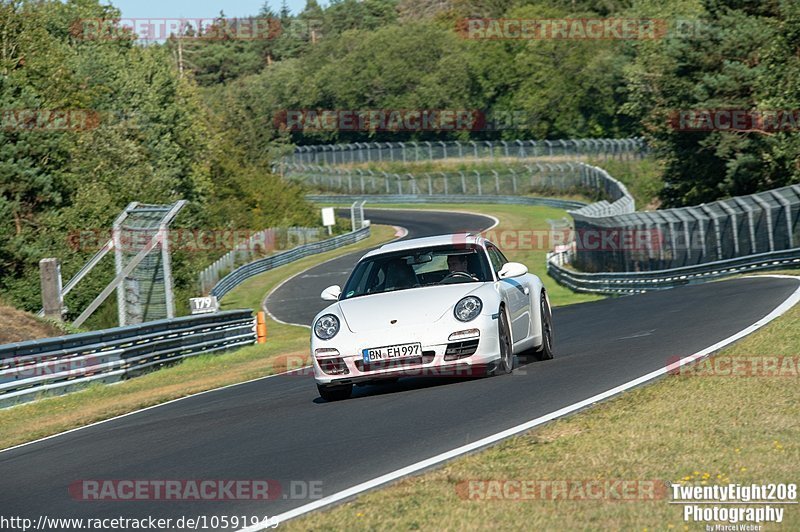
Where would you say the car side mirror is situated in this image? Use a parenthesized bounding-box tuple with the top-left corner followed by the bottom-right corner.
(498, 262, 528, 279)
(321, 285, 342, 301)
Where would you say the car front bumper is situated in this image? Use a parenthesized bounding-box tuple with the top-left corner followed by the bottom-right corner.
(312, 314, 501, 386)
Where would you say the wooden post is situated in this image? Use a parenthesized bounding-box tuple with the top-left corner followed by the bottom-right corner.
(39, 258, 64, 321)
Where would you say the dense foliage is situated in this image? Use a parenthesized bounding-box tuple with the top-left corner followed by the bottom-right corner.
(191, 0, 799, 206)
(2, 0, 799, 323)
(0, 0, 315, 321)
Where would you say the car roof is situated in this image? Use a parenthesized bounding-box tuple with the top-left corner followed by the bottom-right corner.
(362, 233, 486, 259)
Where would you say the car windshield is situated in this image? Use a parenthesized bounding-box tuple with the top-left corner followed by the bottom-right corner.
(341, 244, 491, 299)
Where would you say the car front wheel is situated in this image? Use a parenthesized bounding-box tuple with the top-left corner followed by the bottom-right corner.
(533, 291, 554, 361)
(492, 308, 514, 375)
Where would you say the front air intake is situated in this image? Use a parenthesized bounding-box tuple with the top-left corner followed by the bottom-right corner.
(444, 339, 479, 360)
(319, 358, 349, 375)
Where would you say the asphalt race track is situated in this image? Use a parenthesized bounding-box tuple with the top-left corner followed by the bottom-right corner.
(1, 209, 798, 530)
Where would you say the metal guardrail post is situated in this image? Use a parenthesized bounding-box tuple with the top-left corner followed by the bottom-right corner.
(700, 204, 724, 261)
(769, 189, 795, 249)
(750, 194, 775, 252)
(732, 197, 758, 255)
(509, 167, 517, 194)
(718, 200, 741, 256)
(515, 139, 525, 158)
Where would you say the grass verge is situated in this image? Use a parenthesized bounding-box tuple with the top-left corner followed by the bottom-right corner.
(586, 156, 663, 209)
(318, 155, 662, 208)
(286, 271, 799, 531)
(0, 224, 398, 451)
(0, 303, 73, 343)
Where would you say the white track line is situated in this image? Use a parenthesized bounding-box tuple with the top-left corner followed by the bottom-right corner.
(238, 274, 800, 531)
(0, 209, 495, 454)
(0, 366, 305, 455)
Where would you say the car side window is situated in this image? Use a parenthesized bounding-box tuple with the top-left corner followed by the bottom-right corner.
(485, 244, 507, 274)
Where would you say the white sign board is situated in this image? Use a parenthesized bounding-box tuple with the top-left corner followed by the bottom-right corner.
(189, 296, 219, 315)
(321, 207, 336, 227)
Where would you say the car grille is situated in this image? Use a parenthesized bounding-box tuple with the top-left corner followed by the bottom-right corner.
(355, 351, 435, 373)
(444, 339, 480, 361)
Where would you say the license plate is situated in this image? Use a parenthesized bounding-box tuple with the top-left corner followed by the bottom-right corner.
(362, 342, 422, 363)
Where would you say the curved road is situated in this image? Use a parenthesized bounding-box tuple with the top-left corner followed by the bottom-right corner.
(1, 209, 798, 531)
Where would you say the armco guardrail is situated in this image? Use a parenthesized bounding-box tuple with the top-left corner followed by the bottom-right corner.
(547, 248, 800, 294)
(0, 310, 255, 408)
(211, 226, 370, 300)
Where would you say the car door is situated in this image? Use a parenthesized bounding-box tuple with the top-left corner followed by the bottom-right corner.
(486, 243, 530, 343)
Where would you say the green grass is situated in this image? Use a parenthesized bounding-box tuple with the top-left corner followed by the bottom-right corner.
(0, 340, 306, 450)
(286, 271, 800, 531)
(0, 200, 597, 448)
(585, 156, 664, 209)
(0, 224, 399, 451)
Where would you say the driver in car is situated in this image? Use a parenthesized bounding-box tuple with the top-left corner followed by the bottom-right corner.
(446, 253, 478, 280)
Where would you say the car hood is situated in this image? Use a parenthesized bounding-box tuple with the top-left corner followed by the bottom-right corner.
(337, 283, 485, 333)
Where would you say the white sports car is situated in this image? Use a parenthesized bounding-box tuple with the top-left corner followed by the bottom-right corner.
(311, 233, 554, 401)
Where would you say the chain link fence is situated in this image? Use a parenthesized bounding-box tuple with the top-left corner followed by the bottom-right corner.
(571, 184, 800, 272)
(283, 161, 634, 218)
(282, 135, 800, 278)
(198, 227, 321, 295)
(111, 202, 185, 327)
(282, 137, 647, 166)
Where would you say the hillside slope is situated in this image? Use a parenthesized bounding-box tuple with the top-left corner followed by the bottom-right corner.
(0, 304, 65, 344)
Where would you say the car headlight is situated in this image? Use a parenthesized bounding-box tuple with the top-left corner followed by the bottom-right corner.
(314, 314, 340, 340)
(454, 296, 482, 322)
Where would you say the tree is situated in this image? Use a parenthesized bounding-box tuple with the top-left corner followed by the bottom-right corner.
(626, 0, 799, 206)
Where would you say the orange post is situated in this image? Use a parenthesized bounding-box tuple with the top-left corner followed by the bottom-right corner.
(256, 311, 268, 344)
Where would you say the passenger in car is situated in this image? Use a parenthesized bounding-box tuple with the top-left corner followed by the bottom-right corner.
(383, 259, 419, 291)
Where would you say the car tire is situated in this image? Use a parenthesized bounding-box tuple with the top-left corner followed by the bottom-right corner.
(492, 308, 514, 375)
(317, 383, 352, 401)
(532, 291, 554, 361)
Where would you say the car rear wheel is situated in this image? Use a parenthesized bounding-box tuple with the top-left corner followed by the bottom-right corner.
(317, 383, 352, 401)
(533, 292, 554, 361)
(492, 308, 514, 375)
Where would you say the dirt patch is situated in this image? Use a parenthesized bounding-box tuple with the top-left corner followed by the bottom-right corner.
(0, 304, 64, 344)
